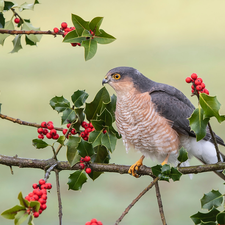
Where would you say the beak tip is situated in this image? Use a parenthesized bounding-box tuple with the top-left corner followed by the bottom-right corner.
(102, 78, 108, 86)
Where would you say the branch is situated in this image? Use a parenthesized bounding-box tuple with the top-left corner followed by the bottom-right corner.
(55, 170, 63, 225)
(115, 177, 159, 225)
(0, 113, 63, 132)
(0, 29, 63, 36)
(155, 181, 167, 225)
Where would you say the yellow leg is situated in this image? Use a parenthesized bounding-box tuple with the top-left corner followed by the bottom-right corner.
(161, 154, 170, 166)
(128, 155, 145, 178)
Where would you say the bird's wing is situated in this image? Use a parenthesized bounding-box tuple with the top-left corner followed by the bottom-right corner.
(149, 82, 225, 146)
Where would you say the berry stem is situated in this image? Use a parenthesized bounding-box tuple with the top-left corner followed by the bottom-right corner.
(55, 170, 63, 225)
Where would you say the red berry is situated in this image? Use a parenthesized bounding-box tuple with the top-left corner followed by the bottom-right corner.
(91, 219, 98, 223)
(97, 221, 103, 225)
(195, 79, 202, 85)
(41, 204, 47, 210)
(79, 163, 85, 169)
(33, 195, 39, 200)
(85, 222, 91, 225)
(64, 27, 71, 32)
(80, 132, 86, 138)
(41, 184, 47, 189)
(38, 134, 44, 139)
(61, 22, 67, 29)
(86, 128, 92, 133)
(81, 121, 88, 128)
(53, 27, 59, 33)
(63, 129, 68, 135)
(88, 123, 93, 128)
(191, 89, 195, 93)
(80, 157, 85, 162)
(77, 43, 81, 46)
(25, 196, 30, 201)
(41, 121, 47, 128)
(47, 122, 54, 130)
(103, 129, 107, 134)
(191, 73, 198, 80)
(71, 128, 76, 135)
(191, 85, 195, 90)
(63, 32, 68, 37)
(53, 133, 59, 140)
(84, 156, 91, 162)
(50, 129, 57, 136)
(38, 198, 46, 204)
(39, 179, 46, 185)
(46, 132, 52, 139)
(196, 85, 202, 91)
(42, 194, 47, 200)
(185, 77, 192, 83)
(92, 128, 95, 132)
(28, 192, 34, 197)
(29, 197, 35, 201)
(33, 212, 39, 218)
(92, 223, 98, 225)
(43, 129, 48, 135)
(84, 129, 89, 135)
(37, 128, 43, 134)
(46, 183, 52, 189)
(39, 209, 43, 214)
(201, 82, 205, 89)
(67, 123, 71, 128)
(203, 88, 209, 95)
(14, 17, 20, 24)
(85, 168, 92, 174)
(71, 43, 77, 47)
(83, 136, 88, 141)
(32, 183, 38, 189)
(70, 27, 75, 30)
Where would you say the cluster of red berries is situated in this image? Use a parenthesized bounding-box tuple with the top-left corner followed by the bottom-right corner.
(53, 22, 81, 47)
(185, 73, 209, 95)
(37, 121, 59, 140)
(79, 155, 92, 174)
(14, 17, 20, 24)
(24, 179, 52, 218)
(79, 121, 95, 141)
(85, 218, 103, 225)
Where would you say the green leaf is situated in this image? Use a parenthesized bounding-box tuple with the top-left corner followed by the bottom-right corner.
(162, 164, 171, 175)
(190, 207, 220, 224)
(18, 192, 29, 208)
(19, 0, 39, 11)
(71, 90, 89, 108)
(4, 1, 14, 10)
(151, 164, 162, 177)
(95, 29, 116, 44)
(82, 38, 97, 61)
(0, 20, 14, 45)
(199, 93, 225, 123)
(57, 135, 65, 145)
(91, 119, 105, 131)
(89, 17, 103, 34)
(67, 170, 87, 191)
(0, 0, 4, 13)
(1, 205, 26, 219)
(22, 22, 42, 43)
(200, 221, 216, 225)
(0, 12, 4, 28)
(71, 14, 89, 36)
(14, 210, 28, 225)
(29, 201, 40, 212)
(73, 108, 85, 131)
(97, 108, 113, 126)
(25, 35, 36, 46)
(27, 215, 34, 225)
(85, 87, 111, 121)
(101, 94, 117, 122)
(170, 167, 182, 181)
(61, 108, 76, 125)
(217, 211, 225, 224)
(201, 190, 223, 210)
(88, 130, 104, 148)
(63, 29, 85, 43)
(188, 106, 209, 141)
(10, 34, 22, 53)
(77, 138, 94, 157)
(32, 139, 49, 149)
(101, 132, 117, 153)
(50, 96, 70, 113)
(177, 147, 188, 163)
(66, 136, 81, 166)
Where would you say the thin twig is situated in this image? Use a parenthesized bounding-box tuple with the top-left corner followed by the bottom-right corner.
(0, 29, 63, 36)
(55, 170, 63, 225)
(0, 113, 63, 131)
(115, 177, 159, 225)
(155, 181, 167, 225)
(44, 163, 58, 181)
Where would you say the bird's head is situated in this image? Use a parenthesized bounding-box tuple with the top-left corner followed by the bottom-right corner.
(102, 66, 153, 94)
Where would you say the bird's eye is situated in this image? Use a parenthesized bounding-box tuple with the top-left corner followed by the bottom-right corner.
(113, 73, 121, 80)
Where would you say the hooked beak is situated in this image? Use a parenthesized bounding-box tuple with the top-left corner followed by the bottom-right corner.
(102, 76, 109, 85)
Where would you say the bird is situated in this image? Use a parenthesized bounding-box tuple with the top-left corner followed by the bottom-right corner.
(102, 66, 225, 179)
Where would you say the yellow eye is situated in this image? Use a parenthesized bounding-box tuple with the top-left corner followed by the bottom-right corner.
(112, 73, 121, 80)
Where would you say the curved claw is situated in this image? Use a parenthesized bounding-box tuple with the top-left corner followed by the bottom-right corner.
(128, 155, 145, 178)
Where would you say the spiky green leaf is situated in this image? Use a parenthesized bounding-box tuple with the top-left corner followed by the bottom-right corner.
(67, 170, 87, 191)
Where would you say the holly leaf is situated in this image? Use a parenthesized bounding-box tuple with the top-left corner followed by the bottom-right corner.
(27, 215, 34, 225)
(91, 119, 105, 131)
(77, 138, 94, 157)
(0, 103, 2, 113)
(82, 38, 97, 61)
(57, 135, 65, 145)
(61, 108, 76, 125)
(200, 222, 217, 225)
(19, 0, 39, 11)
(0, 20, 14, 45)
(85, 87, 111, 121)
(199, 93, 225, 123)
(177, 147, 188, 163)
(151, 164, 162, 177)
(101, 132, 117, 153)
(67, 170, 87, 191)
(32, 139, 49, 149)
(190, 207, 220, 224)
(71, 90, 89, 108)
(18, 192, 29, 208)
(66, 136, 81, 166)
(89, 17, 103, 34)
(217, 211, 225, 224)
(170, 167, 182, 181)
(50, 96, 70, 113)
(101, 94, 117, 122)
(1, 205, 26, 219)
(63, 29, 85, 43)
(71, 14, 89, 36)
(201, 190, 223, 210)
(29, 201, 40, 212)
(4, 1, 14, 10)
(97, 108, 113, 126)
(10, 34, 22, 53)
(25, 35, 36, 46)
(22, 22, 42, 43)
(14, 210, 28, 225)
(0, 12, 4, 28)
(73, 108, 85, 131)
(189, 106, 209, 141)
(95, 29, 116, 44)
(88, 130, 104, 148)
(0, 0, 4, 12)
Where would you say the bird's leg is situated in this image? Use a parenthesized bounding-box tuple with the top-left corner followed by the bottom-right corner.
(128, 155, 145, 178)
(161, 154, 170, 166)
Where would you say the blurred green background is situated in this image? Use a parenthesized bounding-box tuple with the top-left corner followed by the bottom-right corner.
(1, 0, 225, 224)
